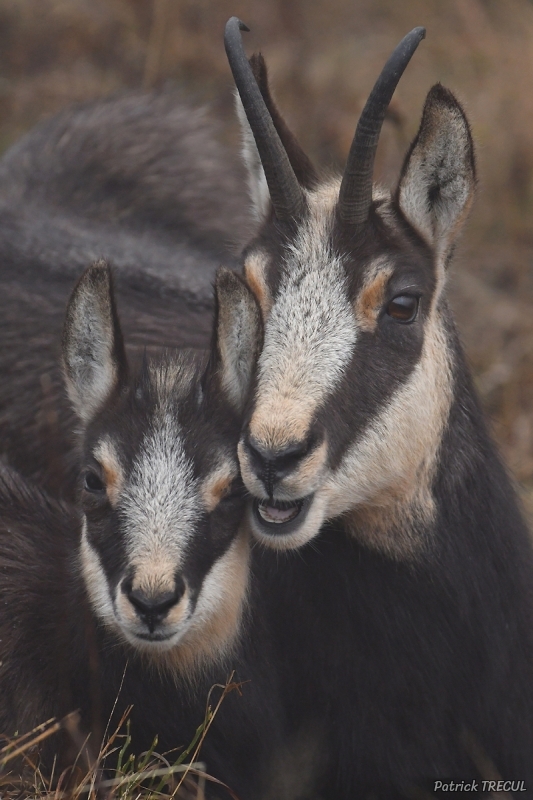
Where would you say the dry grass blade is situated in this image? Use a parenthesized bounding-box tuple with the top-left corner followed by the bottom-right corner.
(75, 763, 205, 792)
(0, 713, 80, 767)
(0, 676, 240, 800)
(172, 673, 244, 799)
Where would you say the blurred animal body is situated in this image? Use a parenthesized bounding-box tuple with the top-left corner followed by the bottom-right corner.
(226, 18, 533, 794)
(0, 91, 252, 494)
(0, 262, 289, 800)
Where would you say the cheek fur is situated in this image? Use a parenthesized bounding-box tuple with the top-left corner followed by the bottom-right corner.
(324, 310, 453, 558)
(83, 510, 128, 592)
(79, 522, 116, 627)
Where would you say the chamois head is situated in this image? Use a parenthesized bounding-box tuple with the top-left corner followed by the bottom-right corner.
(226, 19, 476, 555)
(62, 261, 261, 669)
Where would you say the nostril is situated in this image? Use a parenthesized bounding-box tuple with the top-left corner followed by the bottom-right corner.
(272, 441, 309, 470)
(245, 435, 310, 491)
(247, 437, 308, 466)
(126, 579, 185, 620)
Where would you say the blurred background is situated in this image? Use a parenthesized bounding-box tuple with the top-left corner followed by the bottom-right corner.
(1, 0, 533, 507)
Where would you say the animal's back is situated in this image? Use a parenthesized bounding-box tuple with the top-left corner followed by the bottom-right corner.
(0, 90, 253, 305)
(0, 91, 253, 493)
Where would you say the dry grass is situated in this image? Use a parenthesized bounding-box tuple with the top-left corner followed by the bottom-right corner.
(0, 677, 243, 800)
(0, 0, 531, 495)
(0, 716, 512, 799)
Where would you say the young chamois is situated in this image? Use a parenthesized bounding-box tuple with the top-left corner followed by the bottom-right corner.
(0, 91, 252, 495)
(0, 261, 290, 799)
(225, 18, 533, 794)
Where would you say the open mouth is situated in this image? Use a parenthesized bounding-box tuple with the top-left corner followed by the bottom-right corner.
(253, 495, 312, 535)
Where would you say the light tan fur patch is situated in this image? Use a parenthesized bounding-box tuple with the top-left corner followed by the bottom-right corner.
(79, 521, 116, 626)
(153, 528, 250, 679)
(92, 437, 124, 507)
(200, 461, 238, 513)
(128, 547, 179, 600)
(246, 180, 357, 459)
(244, 251, 273, 318)
(249, 400, 319, 455)
(354, 259, 394, 333)
(331, 300, 453, 560)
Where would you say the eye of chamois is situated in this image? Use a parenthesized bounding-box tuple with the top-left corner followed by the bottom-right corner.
(84, 470, 106, 494)
(386, 295, 419, 323)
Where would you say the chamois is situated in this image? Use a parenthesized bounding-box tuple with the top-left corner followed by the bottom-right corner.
(225, 18, 533, 793)
(0, 91, 252, 495)
(0, 260, 291, 799)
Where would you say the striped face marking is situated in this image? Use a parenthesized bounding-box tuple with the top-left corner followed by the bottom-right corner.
(201, 460, 239, 513)
(244, 250, 273, 318)
(92, 438, 124, 507)
(354, 259, 394, 333)
(248, 184, 358, 454)
(119, 410, 200, 595)
(79, 354, 249, 673)
(234, 76, 475, 556)
(240, 184, 455, 556)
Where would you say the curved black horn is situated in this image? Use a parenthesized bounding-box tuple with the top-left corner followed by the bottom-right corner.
(249, 53, 319, 190)
(224, 17, 306, 223)
(338, 27, 426, 228)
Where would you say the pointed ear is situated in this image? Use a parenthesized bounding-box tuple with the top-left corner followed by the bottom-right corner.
(235, 87, 271, 224)
(213, 267, 262, 414)
(62, 260, 127, 423)
(396, 84, 476, 265)
(249, 53, 318, 191)
(236, 53, 317, 224)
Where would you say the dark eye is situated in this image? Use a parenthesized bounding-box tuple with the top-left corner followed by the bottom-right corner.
(386, 295, 419, 323)
(84, 470, 105, 493)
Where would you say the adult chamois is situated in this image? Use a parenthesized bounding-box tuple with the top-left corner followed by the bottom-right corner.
(0, 260, 293, 800)
(0, 91, 252, 495)
(225, 17, 533, 795)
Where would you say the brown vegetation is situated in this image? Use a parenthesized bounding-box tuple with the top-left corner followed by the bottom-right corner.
(0, 677, 243, 799)
(0, 0, 532, 504)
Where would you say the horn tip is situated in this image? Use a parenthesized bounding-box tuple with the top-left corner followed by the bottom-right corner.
(225, 16, 250, 34)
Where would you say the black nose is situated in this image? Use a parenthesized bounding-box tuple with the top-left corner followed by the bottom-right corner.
(123, 576, 186, 633)
(245, 436, 309, 496)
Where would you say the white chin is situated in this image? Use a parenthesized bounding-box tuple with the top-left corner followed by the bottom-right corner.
(116, 622, 191, 653)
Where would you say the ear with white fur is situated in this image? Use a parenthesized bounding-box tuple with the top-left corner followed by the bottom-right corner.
(396, 84, 476, 265)
(235, 90, 271, 224)
(236, 54, 318, 225)
(62, 260, 126, 423)
(214, 267, 262, 413)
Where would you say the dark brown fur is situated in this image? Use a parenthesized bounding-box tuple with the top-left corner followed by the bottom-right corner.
(0, 262, 283, 800)
(231, 44, 533, 795)
(0, 91, 254, 496)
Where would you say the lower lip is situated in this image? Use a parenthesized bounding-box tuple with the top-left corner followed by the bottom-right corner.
(135, 631, 175, 643)
(253, 495, 313, 535)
